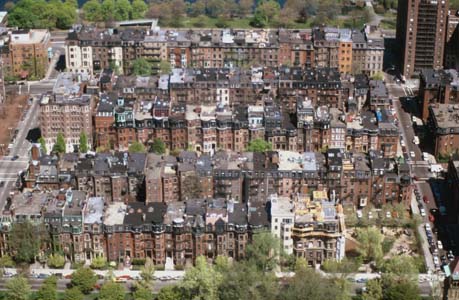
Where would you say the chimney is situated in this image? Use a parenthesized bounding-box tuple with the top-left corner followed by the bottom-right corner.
(31, 143, 40, 160)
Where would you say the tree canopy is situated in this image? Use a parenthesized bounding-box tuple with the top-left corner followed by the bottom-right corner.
(8, 0, 77, 29)
(355, 227, 384, 263)
(79, 132, 89, 153)
(47, 254, 65, 269)
(99, 281, 125, 300)
(5, 276, 31, 300)
(70, 267, 97, 294)
(53, 132, 66, 154)
(36, 276, 57, 300)
(8, 222, 47, 263)
(38, 137, 47, 154)
(246, 139, 272, 152)
(131, 58, 153, 76)
(63, 287, 84, 300)
(150, 138, 166, 155)
(129, 141, 147, 153)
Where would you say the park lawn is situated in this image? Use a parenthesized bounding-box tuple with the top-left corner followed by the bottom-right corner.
(178, 15, 313, 29)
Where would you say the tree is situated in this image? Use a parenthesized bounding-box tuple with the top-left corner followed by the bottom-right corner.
(180, 256, 222, 300)
(79, 132, 88, 153)
(36, 276, 57, 300)
(371, 71, 385, 81)
(379, 256, 419, 280)
(47, 254, 65, 268)
(355, 227, 383, 262)
(238, 0, 254, 17)
(0, 255, 14, 268)
(316, 0, 340, 21)
(150, 138, 166, 154)
(219, 261, 279, 300)
(90, 256, 107, 269)
(8, 222, 47, 263)
(5, 276, 31, 300)
(157, 285, 183, 300)
(101, 0, 116, 21)
(133, 285, 153, 300)
(114, 0, 132, 21)
(362, 279, 383, 300)
(63, 287, 84, 300)
(38, 136, 47, 154)
(82, 0, 103, 22)
(281, 264, 342, 300)
(4, 1, 15, 11)
(131, 0, 148, 19)
(251, 0, 280, 27)
(70, 267, 97, 294)
(246, 138, 272, 152)
(99, 281, 125, 300)
(182, 175, 203, 200)
(382, 277, 420, 300)
(53, 131, 66, 153)
(246, 231, 280, 271)
(129, 141, 146, 153)
(159, 60, 172, 75)
(132, 58, 153, 76)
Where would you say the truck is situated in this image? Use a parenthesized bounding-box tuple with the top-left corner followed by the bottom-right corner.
(413, 136, 420, 145)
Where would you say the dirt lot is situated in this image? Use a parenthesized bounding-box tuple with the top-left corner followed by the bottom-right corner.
(0, 94, 29, 156)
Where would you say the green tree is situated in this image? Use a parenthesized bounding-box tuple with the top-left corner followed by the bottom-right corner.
(114, 0, 132, 21)
(246, 231, 280, 271)
(362, 279, 383, 300)
(101, 0, 116, 21)
(8, 222, 46, 263)
(246, 138, 272, 152)
(371, 71, 385, 81)
(382, 277, 420, 300)
(36, 275, 57, 300)
(281, 264, 342, 300)
(133, 285, 153, 300)
(90, 256, 107, 269)
(129, 141, 147, 153)
(63, 287, 84, 300)
(79, 132, 88, 153)
(5, 276, 31, 300)
(157, 285, 183, 300)
(181, 256, 222, 300)
(52, 131, 66, 153)
(99, 281, 125, 300)
(159, 60, 172, 75)
(219, 261, 279, 300)
(251, 0, 280, 27)
(47, 254, 65, 268)
(70, 267, 97, 294)
(131, 0, 148, 19)
(38, 136, 47, 154)
(0, 255, 14, 268)
(355, 227, 383, 262)
(82, 0, 103, 22)
(150, 138, 166, 154)
(132, 58, 153, 76)
(238, 0, 254, 17)
(379, 256, 419, 280)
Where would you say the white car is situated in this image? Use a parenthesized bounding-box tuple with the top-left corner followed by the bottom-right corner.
(433, 256, 440, 266)
(420, 208, 426, 217)
(401, 140, 405, 147)
(410, 151, 416, 158)
(386, 211, 391, 218)
(425, 223, 431, 231)
(438, 241, 443, 250)
(368, 212, 373, 219)
(357, 210, 363, 218)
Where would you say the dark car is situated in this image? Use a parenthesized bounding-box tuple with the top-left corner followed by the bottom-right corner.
(11, 155, 19, 161)
(0, 181, 4, 188)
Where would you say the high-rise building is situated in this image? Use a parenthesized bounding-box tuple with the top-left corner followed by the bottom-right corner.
(396, 0, 449, 78)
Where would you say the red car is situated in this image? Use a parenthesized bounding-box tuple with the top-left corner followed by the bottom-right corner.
(423, 196, 429, 204)
(429, 214, 435, 222)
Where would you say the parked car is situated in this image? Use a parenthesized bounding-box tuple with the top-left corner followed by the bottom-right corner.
(433, 256, 440, 267)
(11, 155, 19, 161)
(420, 208, 426, 217)
(357, 210, 363, 219)
(368, 212, 373, 219)
(425, 223, 431, 231)
(410, 151, 416, 158)
(438, 241, 443, 250)
(429, 214, 435, 222)
(114, 277, 127, 283)
(386, 211, 391, 218)
(423, 196, 429, 204)
(0, 181, 4, 188)
(448, 250, 455, 261)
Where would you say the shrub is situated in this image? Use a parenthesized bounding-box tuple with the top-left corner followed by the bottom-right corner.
(47, 254, 65, 269)
(90, 256, 107, 270)
(132, 258, 146, 266)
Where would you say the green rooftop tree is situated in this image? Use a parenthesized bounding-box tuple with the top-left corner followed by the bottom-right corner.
(38, 136, 47, 154)
(150, 138, 166, 155)
(129, 141, 147, 153)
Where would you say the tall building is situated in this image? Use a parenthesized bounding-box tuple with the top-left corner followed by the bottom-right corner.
(396, 0, 448, 78)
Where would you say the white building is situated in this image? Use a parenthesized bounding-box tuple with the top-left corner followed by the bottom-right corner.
(269, 194, 295, 255)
